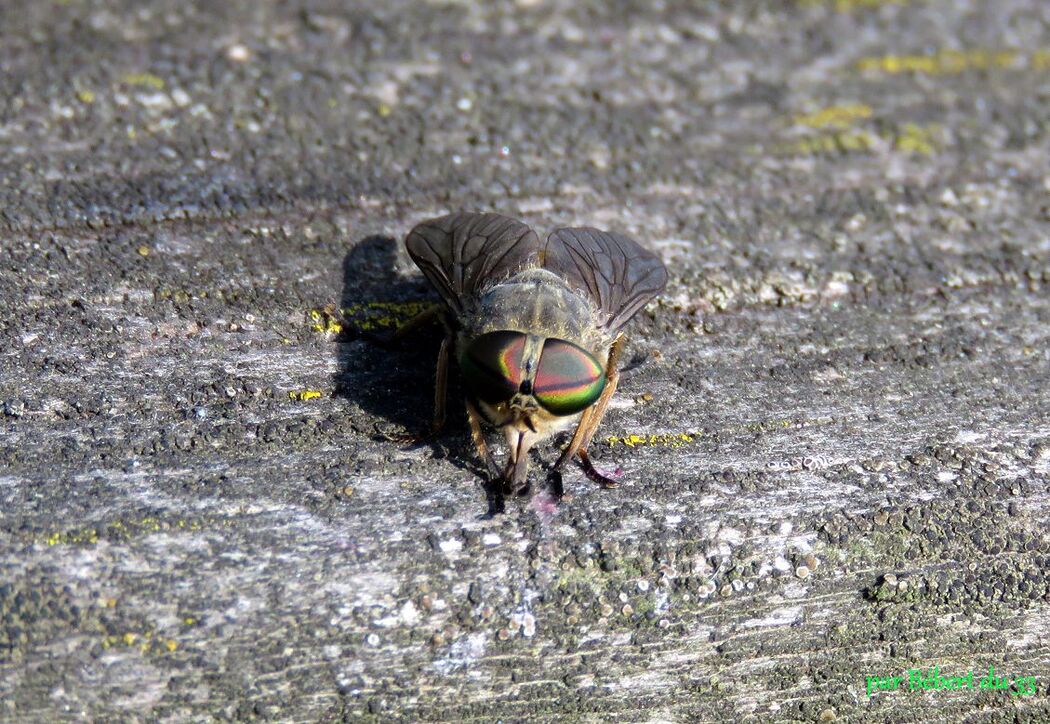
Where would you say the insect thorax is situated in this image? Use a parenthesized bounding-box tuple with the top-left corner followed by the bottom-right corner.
(461, 269, 605, 354)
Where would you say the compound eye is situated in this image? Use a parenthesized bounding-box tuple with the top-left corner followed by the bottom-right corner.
(534, 338, 606, 416)
(459, 331, 526, 405)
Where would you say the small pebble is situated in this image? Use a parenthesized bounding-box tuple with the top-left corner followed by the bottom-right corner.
(227, 44, 251, 62)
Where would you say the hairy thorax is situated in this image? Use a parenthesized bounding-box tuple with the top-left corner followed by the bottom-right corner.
(462, 268, 608, 354)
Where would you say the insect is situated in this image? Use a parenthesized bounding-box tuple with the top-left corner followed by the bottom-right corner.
(397, 212, 667, 502)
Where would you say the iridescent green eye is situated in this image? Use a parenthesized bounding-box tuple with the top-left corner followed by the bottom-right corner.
(534, 338, 605, 415)
(460, 331, 526, 405)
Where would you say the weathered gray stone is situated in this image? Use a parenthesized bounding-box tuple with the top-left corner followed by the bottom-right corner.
(2, 0, 1049, 720)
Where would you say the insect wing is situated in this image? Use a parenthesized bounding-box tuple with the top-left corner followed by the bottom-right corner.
(543, 227, 668, 334)
(405, 212, 541, 314)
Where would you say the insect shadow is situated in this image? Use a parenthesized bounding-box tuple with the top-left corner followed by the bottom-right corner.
(332, 235, 490, 483)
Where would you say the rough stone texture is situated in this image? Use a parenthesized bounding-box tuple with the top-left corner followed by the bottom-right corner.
(2, 0, 1049, 720)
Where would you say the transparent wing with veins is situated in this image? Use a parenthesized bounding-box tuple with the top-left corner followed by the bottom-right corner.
(542, 227, 668, 335)
(404, 212, 542, 314)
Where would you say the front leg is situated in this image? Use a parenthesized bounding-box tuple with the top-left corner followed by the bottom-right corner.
(466, 398, 509, 515)
(503, 431, 531, 496)
(577, 448, 622, 489)
(430, 334, 450, 435)
(465, 398, 501, 479)
(547, 334, 626, 490)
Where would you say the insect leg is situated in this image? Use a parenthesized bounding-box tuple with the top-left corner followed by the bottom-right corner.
(577, 334, 625, 453)
(551, 406, 595, 472)
(466, 398, 508, 515)
(577, 449, 620, 489)
(465, 398, 502, 479)
(504, 431, 531, 496)
(571, 335, 626, 488)
(550, 335, 625, 467)
(431, 333, 450, 435)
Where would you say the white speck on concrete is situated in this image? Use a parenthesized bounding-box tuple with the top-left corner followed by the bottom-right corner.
(433, 633, 488, 675)
(954, 430, 986, 444)
(743, 605, 802, 628)
(439, 539, 462, 554)
(400, 600, 420, 625)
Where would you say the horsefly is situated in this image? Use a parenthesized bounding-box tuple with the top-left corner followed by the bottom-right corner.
(392, 212, 666, 506)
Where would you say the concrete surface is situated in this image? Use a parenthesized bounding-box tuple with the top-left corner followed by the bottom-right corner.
(2, 0, 1049, 720)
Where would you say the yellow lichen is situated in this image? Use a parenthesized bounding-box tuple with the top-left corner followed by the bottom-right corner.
(776, 121, 942, 158)
(288, 389, 323, 401)
(308, 308, 343, 335)
(102, 629, 178, 656)
(894, 123, 940, 155)
(607, 432, 698, 449)
(311, 301, 434, 335)
(156, 288, 192, 303)
(36, 515, 230, 547)
(777, 130, 875, 156)
(741, 418, 796, 433)
(793, 104, 872, 129)
(45, 528, 99, 546)
(340, 301, 432, 332)
(77, 90, 96, 104)
(122, 72, 166, 90)
(856, 49, 1021, 75)
(606, 418, 830, 450)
